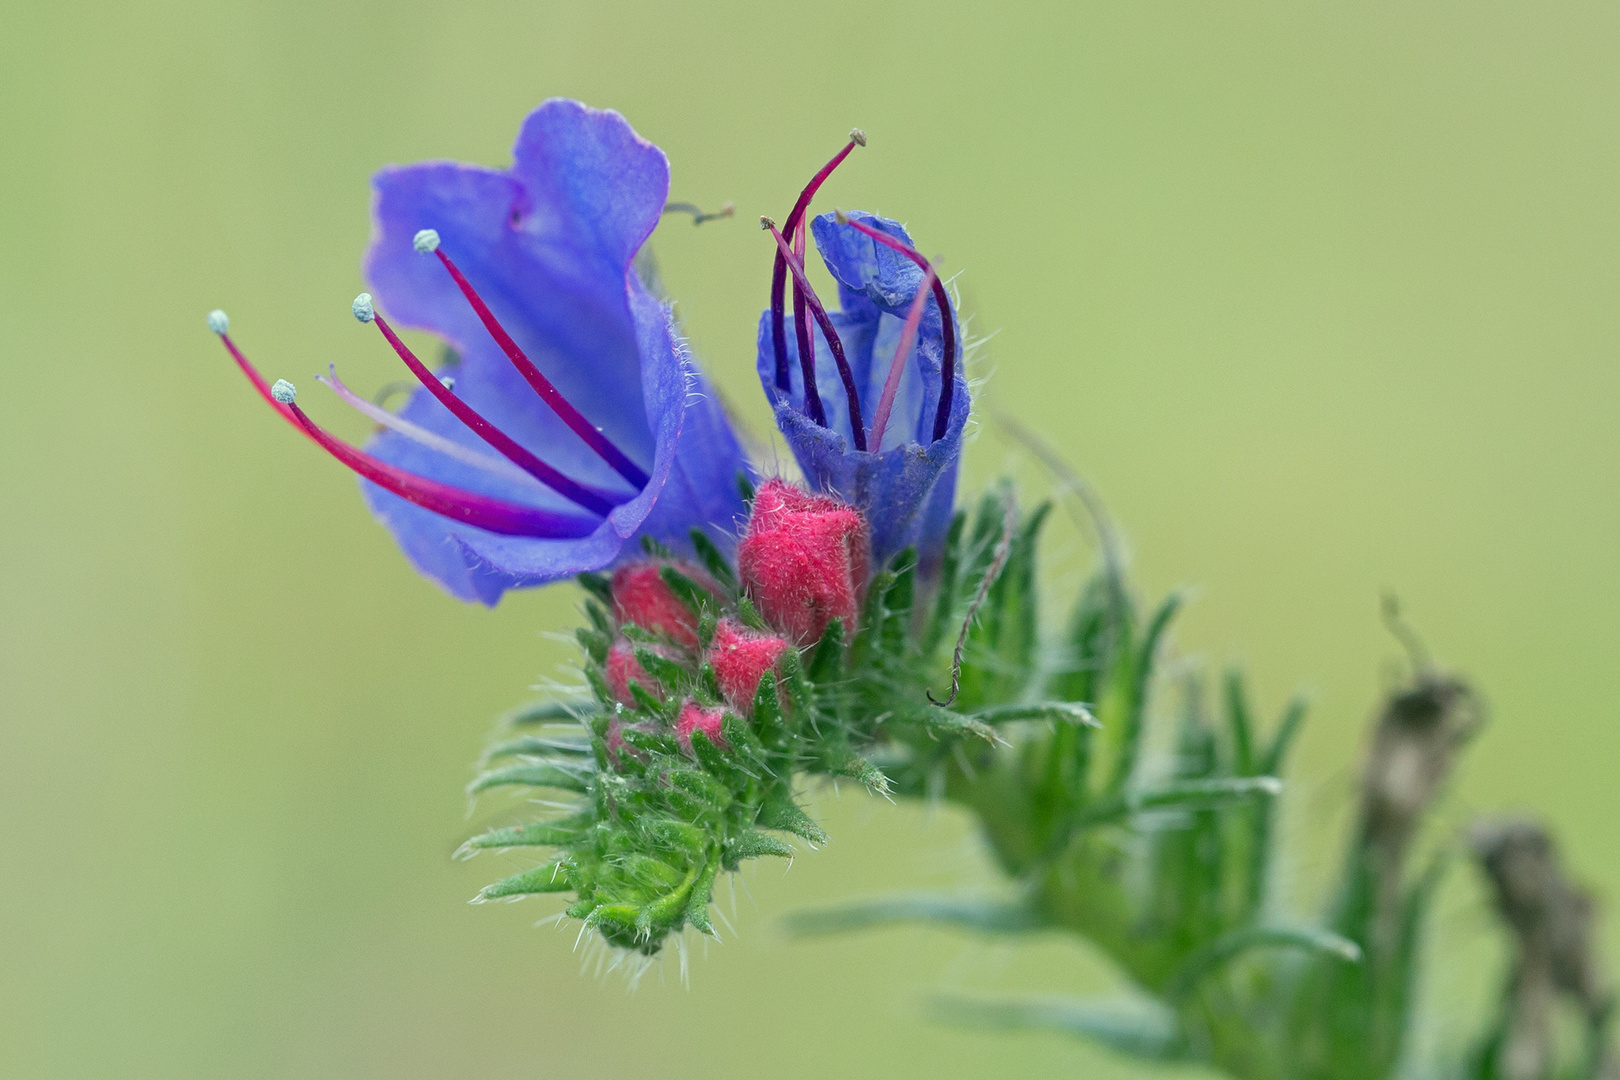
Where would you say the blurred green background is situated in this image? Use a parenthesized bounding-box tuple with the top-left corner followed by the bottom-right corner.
(3, 1, 1616, 1077)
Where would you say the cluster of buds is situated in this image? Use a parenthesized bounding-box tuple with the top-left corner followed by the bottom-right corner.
(462, 478, 893, 953)
(596, 478, 870, 759)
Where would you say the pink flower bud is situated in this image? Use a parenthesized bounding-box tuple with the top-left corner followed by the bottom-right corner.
(737, 480, 870, 645)
(674, 700, 728, 754)
(610, 560, 715, 649)
(707, 618, 788, 713)
(604, 717, 629, 766)
(605, 638, 665, 707)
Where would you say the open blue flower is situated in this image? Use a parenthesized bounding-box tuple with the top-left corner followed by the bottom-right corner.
(213, 100, 748, 604)
(755, 192, 969, 570)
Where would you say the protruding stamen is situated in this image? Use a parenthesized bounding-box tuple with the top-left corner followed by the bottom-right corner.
(271, 379, 297, 404)
(420, 242, 650, 490)
(319, 365, 545, 492)
(789, 216, 819, 428)
(206, 309, 229, 335)
(413, 229, 440, 253)
(216, 331, 597, 539)
(761, 218, 867, 451)
(867, 264, 937, 451)
(352, 293, 375, 323)
(769, 132, 865, 393)
(368, 310, 618, 517)
(835, 214, 957, 443)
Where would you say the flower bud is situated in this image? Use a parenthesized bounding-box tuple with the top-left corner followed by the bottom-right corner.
(707, 618, 788, 714)
(605, 638, 665, 707)
(738, 480, 870, 644)
(610, 560, 716, 649)
(674, 700, 727, 754)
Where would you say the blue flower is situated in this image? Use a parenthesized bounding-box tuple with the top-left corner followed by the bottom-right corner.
(214, 99, 749, 605)
(755, 200, 969, 571)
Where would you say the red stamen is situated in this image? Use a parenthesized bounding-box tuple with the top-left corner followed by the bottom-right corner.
(836, 216, 957, 443)
(429, 248, 651, 490)
(762, 218, 867, 452)
(220, 334, 598, 539)
(770, 130, 865, 393)
(867, 264, 937, 450)
(369, 313, 618, 517)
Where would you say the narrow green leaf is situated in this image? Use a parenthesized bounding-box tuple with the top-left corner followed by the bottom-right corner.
(928, 995, 1185, 1061)
(1259, 696, 1310, 776)
(972, 701, 1099, 728)
(1224, 667, 1255, 775)
(1075, 775, 1282, 828)
(1163, 924, 1361, 1000)
(784, 892, 1042, 936)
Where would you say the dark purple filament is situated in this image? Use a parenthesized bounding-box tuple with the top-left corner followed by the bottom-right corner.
(837, 216, 957, 443)
(762, 218, 867, 452)
(770, 132, 863, 394)
(789, 219, 822, 427)
(369, 313, 620, 517)
(219, 332, 598, 538)
(430, 248, 650, 489)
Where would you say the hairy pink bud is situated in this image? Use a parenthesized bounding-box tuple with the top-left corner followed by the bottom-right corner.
(675, 700, 728, 754)
(707, 618, 788, 713)
(738, 480, 870, 644)
(610, 560, 714, 649)
(605, 638, 664, 707)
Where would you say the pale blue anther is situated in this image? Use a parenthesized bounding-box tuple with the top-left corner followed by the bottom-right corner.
(352, 293, 375, 323)
(412, 229, 440, 254)
(206, 309, 229, 335)
(271, 379, 297, 404)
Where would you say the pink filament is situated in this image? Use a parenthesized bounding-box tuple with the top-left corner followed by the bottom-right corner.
(837, 217, 958, 443)
(370, 313, 617, 517)
(867, 265, 937, 451)
(431, 248, 650, 489)
(220, 333, 598, 539)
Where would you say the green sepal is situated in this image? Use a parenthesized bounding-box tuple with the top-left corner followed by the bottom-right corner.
(686, 856, 721, 934)
(758, 786, 827, 844)
(726, 830, 796, 860)
(460, 815, 591, 852)
(828, 750, 891, 795)
(576, 626, 610, 665)
(482, 734, 591, 763)
(474, 862, 573, 901)
(576, 571, 612, 607)
(807, 618, 846, 684)
(659, 564, 718, 623)
(689, 529, 738, 591)
(499, 700, 580, 728)
(468, 762, 590, 795)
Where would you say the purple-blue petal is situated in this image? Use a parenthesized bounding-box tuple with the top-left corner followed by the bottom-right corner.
(755, 211, 969, 566)
(357, 99, 746, 603)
